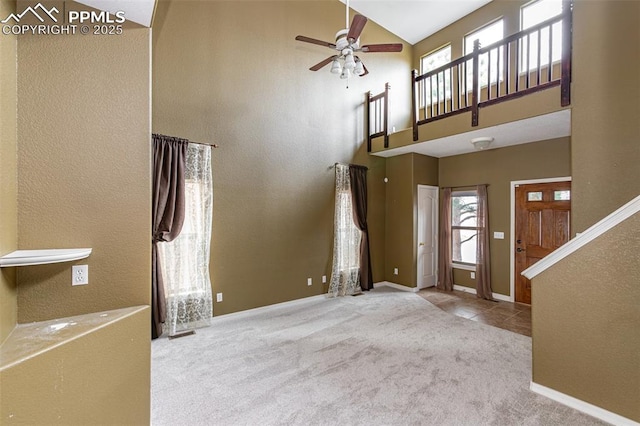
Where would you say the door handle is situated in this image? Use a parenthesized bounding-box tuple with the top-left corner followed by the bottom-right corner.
(419, 242, 425, 247)
(516, 248, 525, 253)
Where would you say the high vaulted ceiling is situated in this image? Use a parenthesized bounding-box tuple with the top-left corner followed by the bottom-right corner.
(342, 0, 493, 45)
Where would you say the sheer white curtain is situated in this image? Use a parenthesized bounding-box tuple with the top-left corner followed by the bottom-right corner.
(329, 164, 362, 297)
(158, 143, 213, 336)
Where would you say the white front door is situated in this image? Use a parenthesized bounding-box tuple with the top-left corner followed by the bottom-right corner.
(417, 185, 438, 289)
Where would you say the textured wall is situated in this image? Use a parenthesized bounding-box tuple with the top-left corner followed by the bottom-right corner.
(384, 153, 438, 287)
(384, 154, 414, 286)
(152, 0, 412, 314)
(0, 0, 17, 344)
(1, 307, 151, 424)
(16, 28, 152, 322)
(439, 138, 571, 297)
(532, 213, 640, 422)
(571, 1, 640, 231)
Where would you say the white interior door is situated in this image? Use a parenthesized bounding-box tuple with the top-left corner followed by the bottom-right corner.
(417, 185, 438, 289)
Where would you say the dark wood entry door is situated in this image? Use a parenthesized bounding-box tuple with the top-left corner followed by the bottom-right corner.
(515, 181, 571, 304)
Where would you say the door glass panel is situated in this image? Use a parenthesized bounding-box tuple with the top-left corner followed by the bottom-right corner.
(527, 191, 543, 201)
(554, 190, 570, 200)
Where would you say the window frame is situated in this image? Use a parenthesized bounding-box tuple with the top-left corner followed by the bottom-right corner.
(450, 189, 479, 268)
(463, 17, 505, 90)
(419, 43, 452, 108)
(519, 0, 563, 74)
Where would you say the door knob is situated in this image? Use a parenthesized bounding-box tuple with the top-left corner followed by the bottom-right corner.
(419, 242, 425, 246)
(516, 248, 525, 253)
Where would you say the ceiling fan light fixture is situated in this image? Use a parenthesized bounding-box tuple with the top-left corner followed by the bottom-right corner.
(330, 58, 342, 74)
(344, 53, 356, 70)
(354, 59, 365, 76)
(340, 68, 352, 80)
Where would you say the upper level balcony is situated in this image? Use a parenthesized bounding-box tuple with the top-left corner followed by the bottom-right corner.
(367, 1, 572, 158)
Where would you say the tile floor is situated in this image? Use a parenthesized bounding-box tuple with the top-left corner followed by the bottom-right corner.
(418, 287, 532, 337)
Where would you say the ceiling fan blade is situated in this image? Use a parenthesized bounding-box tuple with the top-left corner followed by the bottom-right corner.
(295, 35, 336, 49)
(309, 56, 337, 71)
(361, 43, 404, 53)
(347, 14, 367, 42)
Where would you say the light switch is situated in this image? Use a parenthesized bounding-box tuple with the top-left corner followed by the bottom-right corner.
(493, 232, 505, 239)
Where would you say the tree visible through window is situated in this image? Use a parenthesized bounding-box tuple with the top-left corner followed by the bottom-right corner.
(451, 191, 478, 264)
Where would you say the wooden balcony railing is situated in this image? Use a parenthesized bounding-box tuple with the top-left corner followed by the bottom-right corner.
(366, 83, 389, 152)
(410, 0, 572, 141)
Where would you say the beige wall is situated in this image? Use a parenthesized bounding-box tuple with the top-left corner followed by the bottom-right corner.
(16, 27, 152, 322)
(532, 213, 640, 422)
(439, 138, 571, 296)
(384, 153, 438, 287)
(0, 0, 17, 344)
(530, 2, 640, 421)
(3, 10, 153, 424)
(153, 0, 412, 314)
(1, 307, 151, 425)
(571, 0, 640, 232)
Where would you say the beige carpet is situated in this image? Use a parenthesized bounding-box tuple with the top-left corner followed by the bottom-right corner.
(151, 287, 603, 425)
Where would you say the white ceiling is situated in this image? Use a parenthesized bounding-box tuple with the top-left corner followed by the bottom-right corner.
(74, 0, 156, 27)
(342, 0, 493, 45)
(372, 109, 571, 158)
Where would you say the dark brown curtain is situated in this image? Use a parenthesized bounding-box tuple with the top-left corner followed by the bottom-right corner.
(475, 184, 494, 300)
(349, 165, 373, 291)
(437, 187, 453, 291)
(151, 134, 188, 339)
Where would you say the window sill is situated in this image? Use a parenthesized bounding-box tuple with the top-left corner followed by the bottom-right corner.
(451, 263, 476, 272)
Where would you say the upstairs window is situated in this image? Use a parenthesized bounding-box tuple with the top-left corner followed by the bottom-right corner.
(420, 44, 452, 106)
(451, 190, 478, 265)
(464, 19, 504, 88)
(520, 0, 563, 72)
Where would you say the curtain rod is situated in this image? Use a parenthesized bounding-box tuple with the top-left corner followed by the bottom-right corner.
(189, 140, 219, 148)
(152, 133, 218, 148)
(447, 184, 489, 189)
(332, 162, 368, 170)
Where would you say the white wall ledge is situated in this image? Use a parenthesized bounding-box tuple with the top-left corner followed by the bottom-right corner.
(523, 194, 640, 279)
(0, 248, 92, 267)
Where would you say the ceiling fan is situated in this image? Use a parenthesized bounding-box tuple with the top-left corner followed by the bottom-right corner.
(295, 1, 403, 79)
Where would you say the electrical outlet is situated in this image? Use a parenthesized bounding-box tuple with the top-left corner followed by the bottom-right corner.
(307, 277, 312, 286)
(470, 272, 476, 279)
(72, 265, 88, 286)
(322, 275, 327, 284)
(216, 293, 223, 302)
(393, 267, 398, 275)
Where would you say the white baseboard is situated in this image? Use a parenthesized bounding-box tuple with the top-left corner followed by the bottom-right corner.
(453, 284, 511, 302)
(374, 281, 419, 293)
(530, 382, 639, 426)
(212, 294, 328, 321)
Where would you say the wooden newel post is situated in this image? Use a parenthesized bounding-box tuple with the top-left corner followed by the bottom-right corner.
(560, 0, 572, 107)
(471, 39, 480, 127)
(383, 83, 390, 148)
(366, 90, 372, 152)
(411, 70, 418, 141)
